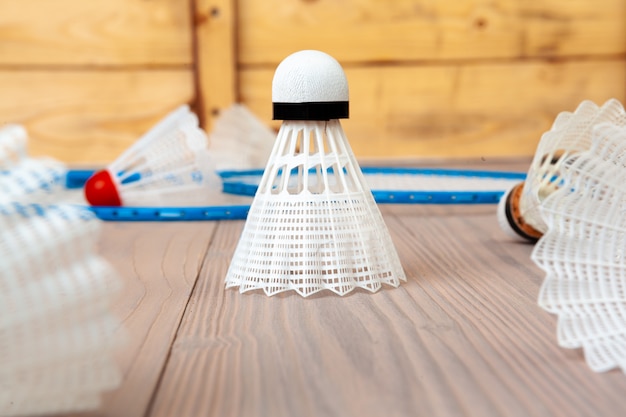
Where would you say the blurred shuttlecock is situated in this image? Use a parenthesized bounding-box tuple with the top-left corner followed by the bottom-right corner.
(0, 159, 68, 205)
(0, 203, 123, 415)
(532, 123, 626, 373)
(497, 99, 626, 241)
(225, 50, 406, 297)
(0, 125, 70, 205)
(84, 105, 220, 207)
(209, 104, 276, 170)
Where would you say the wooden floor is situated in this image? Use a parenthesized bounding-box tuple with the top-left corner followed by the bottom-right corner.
(72, 160, 626, 417)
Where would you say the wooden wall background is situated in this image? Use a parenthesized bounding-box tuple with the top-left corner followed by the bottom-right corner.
(0, 0, 624, 164)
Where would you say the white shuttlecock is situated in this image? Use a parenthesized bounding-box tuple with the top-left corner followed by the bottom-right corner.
(0, 124, 70, 205)
(84, 105, 220, 207)
(209, 103, 276, 170)
(225, 50, 406, 297)
(497, 99, 626, 241)
(0, 159, 69, 205)
(0, 203, 123, 415)
(531, 123, 626, 373)
(0, 124, 28, 168)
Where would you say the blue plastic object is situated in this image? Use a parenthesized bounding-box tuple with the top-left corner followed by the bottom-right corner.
(63, 167, 526, 221)
(65, 169, 95, 189)
(218, 167, 526, 205)
(88, 205, 250, 221)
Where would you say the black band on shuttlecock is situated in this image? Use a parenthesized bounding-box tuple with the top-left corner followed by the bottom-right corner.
(273, 101, 349, 121)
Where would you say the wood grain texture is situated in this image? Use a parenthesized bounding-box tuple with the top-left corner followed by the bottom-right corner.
(240, 58, 626, 159)
(60, 159, 626, 417)
(194, 0, 237, 130)
(0, 0, 192, 66)
(145, 162, 626, 417)
(89, 222, 216, 417)
(0, 69, 194, 163)
(237, 0, 626, 65)
(2, 1, 624, 163)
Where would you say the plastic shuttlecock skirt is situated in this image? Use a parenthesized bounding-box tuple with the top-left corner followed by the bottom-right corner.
(531, 123, 626, 373)
(498, 99, 626, 241)
(225, 191, 406, 297)
(225, 120, 406, 297)
(0, 204, 123, 415)
(0, 158, 70, 205)
(83, 105, 222, 207)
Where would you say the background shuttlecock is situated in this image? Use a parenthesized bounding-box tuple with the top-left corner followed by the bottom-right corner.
(84, 105, 222, 207)
(208, 103, 276, 171)
(497, 99, 626, 241)
(0, 203, 123, 415)
(0, 124, 72, 205)
(531, 123, 626, 373)
(225, 50, 406, 297)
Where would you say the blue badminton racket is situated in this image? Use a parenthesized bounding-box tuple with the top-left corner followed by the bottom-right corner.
(219, 167, 526, 204)
(61, 167, 525, 221)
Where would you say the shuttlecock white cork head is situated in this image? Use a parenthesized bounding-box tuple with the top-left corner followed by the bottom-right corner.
(272, 50, 349, 121)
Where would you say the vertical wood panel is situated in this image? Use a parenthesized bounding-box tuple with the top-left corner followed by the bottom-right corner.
(194, 0, 237, 130)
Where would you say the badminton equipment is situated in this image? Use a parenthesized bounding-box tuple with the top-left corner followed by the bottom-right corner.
(0, 159, 68, 205)
(0, 124, 70, 205)
(219, 166, 526, 204)
(225, 50, 406, 297)
(531, 123, 626, 373)
(497, 99, 626, 242)
(0, 203, 123, 415)
(84, 105, 221, 207)
(208, 103, 276, 170)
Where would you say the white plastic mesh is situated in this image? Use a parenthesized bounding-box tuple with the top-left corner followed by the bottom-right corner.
(0, 204, 122, 415)
(107, 105, 225, 206)
(531, 123, 626, 373)
(0, 124, 77, 205)
(225, 120, 406, 297)
(228, 170, 520, 194)
(0, 158, 70, 205)
(208, 104, 276, 170)
(519, 99, 626, 235)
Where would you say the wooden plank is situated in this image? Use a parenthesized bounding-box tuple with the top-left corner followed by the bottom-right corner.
(148, 205, 626, 417)
(0, 0, 192, 66)
(146, 221, 244, 417)
(239, 58, 626, 159)
(520, 0, 626, 58)
(0, 69, 194, 163)
(194, 0, 237, 130)
(89, 222, 216, 417)
(237, 0, 626, 65)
